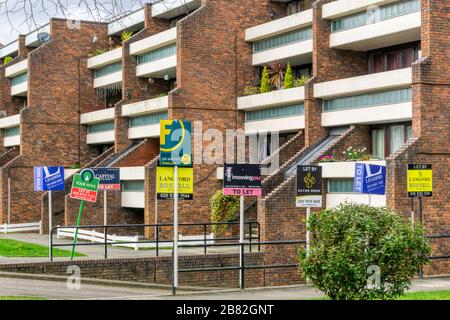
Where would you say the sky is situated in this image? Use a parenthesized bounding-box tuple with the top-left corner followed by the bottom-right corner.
(0, 0, 149, 45)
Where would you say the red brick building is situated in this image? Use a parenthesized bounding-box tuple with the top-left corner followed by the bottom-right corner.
(0, 0, 448, 282)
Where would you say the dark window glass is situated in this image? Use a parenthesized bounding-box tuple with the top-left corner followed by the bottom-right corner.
(368, 42, 420, 73)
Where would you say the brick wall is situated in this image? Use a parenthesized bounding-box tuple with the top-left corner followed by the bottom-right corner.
(0, 253, 266, 288)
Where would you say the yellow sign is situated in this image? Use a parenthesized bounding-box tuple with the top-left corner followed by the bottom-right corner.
(156, 166, 193, 200)
(407, 164, 432, 197)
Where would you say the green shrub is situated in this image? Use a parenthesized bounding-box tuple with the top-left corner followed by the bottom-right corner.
(260, 65, 271, 93)
(284, 63, 294, 89)
(3, 56, 13, 65)
(298, 203, 431, 300)
(210, 190, 239, 237)
(294, 74, 310, 87)
(94, 49, 107, 56)
(121, 30, 133, 42)
(244, 85, 260, 96)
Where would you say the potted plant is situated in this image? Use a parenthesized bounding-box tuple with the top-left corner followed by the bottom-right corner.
(342, 146, 369, 161)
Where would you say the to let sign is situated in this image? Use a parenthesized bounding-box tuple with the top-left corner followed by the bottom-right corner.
(407, 164, 432, 197)
(156, 166, 194, 200)
(223, 164, 262, 196)
(92, 168, 120, 191)
(34, 166, 65, 191)
(296, 165, 322, 208)
(353, 163, 386, 195)
(70, 169, 100, 203)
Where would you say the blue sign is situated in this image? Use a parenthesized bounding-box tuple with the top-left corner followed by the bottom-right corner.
(354, 163, 386, 195)
(92, 168, 121, 191)
(160, 120, 192, 167)
(34, 166, 65, 191)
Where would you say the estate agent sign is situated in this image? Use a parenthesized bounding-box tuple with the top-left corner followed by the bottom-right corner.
(223, 164, 262, 196)
(407, 164, 432, 197)
(296, 165, 322, 208)
(353, 163, 386, 195)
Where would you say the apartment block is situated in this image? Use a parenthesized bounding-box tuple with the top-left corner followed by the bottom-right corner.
(0, 0, 448, 283)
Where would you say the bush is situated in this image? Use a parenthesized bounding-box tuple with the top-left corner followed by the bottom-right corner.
(298, 203, 431, 300)
(121, 30, 133, 42)
(293, 74, 309, 87)
(260, 65, 271, 93)
(244, 85, 260, 96)
(3, 56, 13, 65)
(210, 190, 239, 237)
(284, 63, 294, 89)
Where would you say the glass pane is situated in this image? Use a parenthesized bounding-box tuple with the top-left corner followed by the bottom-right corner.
(245, 104, 304, 122)
(121, 180, 144, 191)
(253, 27, 312, 53)
(328, 180, 354, 193)
(129, 111, 168, 127)
(11, 72, 27, 86)
(4, 126, 20, 137)
(390, 125, 405, 154)
(87, 121, 115, 133)
(406, 125, 413, 140)
(372, 129, 385, 159)
(137, 44, 176, 65)
(94, 62, 122, 78)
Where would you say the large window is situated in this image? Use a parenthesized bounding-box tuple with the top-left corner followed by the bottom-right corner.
(287, 0, 313, 15)
(331, 0, 420, 33)
(129, 111, 168, 127)
(371, 122, 412, 159)
(137, 44, 176, 65)
(253, 27, 312, 53)
(245, 104, 304, 122)
(368, 42, 420, 73)
(4, 126, 20, 137)
(328, 179, 355, 193)
(10, 73, 27, 86)
(94, 62, 122, 78)
(122, 180, 144, 192)
(87, 121, 115, 133)
(323, 88, 412, 112)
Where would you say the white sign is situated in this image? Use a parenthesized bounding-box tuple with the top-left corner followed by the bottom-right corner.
(296, 195, 322, 208)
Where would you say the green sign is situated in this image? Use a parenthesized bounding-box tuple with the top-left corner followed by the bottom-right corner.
(70, 169, 100, 202)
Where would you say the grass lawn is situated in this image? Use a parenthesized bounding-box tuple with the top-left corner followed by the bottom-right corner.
(0, 239, 85, 258)
(0, 296, 47, 300)
(398, 290, 450, 300)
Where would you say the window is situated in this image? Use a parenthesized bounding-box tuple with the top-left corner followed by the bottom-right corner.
(368, 43, 420, 73)
(129, 111, 168, 127)
(122, 180, 144, 192)
(323, 88, 412, 112)
(287, 0, 313, 15)
(370, 123, 412, 158)
(94, 62, 122, 78)
(137, 44, 176, 65)
(328, 179, 354, 193)
(4, 126, 20, 137)
(87, 121, 115, 133)
(255, 132, 297, 163)
(245, 104, 304, 122)
(10, 73, 27, 86)
(331, 0, 420, 33)
(253, 27, 312, 53)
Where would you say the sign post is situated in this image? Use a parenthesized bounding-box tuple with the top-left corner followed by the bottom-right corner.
(223, 163, 262, 289)
(92, 168, 121, 226)
(34, 166, 65, 257)
(69, 169, 100, 260)
(407, 164, 432, 225)
(296, 165, 323, 257)
(353, 163, 386, 206)
(160, 120, 192, 296)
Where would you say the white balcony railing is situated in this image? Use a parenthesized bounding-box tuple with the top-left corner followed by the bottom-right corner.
(11, 81, 28, 97)
(5, 59, 28, 78)
(238, 86, 305, 111)
(122, 96, 169, 117)
(0, 40, 18, 59)
(130, 27, 177, 56)
(80, 108, 115, 125)
(87, 48, 122, 69)
(314, 68, 412, 99)
(245, 115, 305, 135)
(252, 39, 312, 66)
(322, 0, 400, 19)
(151, 0, 201, 19)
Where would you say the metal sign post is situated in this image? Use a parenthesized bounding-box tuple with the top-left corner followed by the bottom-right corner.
(239, 195, 245, 289)
(173, 165, 179, 295)
(7, 178, 10, 225)
(92, 168, 121, 227)
(48, 190, 52, 258)
(103, 190, 107, 226)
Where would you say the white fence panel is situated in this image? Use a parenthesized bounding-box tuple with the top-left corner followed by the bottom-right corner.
(0, 221, 42, 234)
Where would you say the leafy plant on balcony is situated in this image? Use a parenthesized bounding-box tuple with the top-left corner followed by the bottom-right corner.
(343, 146, 370, 161)
(294, 74, 310, 87)
(284, 63, 294, 89)
(243, 85, 260, 96)
(158, 92, 168, 97)
(210, 190, 239, 237)
(93, 49, 107, 56)
(268, 62, 285, 90)
(318, 151, 337, 163)
(3, 56, 13, 65)
(120, 30, 134, 42)
(260, 65, 271, 93)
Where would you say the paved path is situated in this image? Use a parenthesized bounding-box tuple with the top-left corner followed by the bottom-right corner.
(0, 275, 448, 300)
(0, 233, 243, 264)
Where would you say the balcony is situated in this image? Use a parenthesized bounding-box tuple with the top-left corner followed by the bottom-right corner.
(322, 0, 401, 19)
(5, 59, 28, 78)
(81, 108, 115, 145)
(320, 160, 386, 208)
(87, 49, 123, 89)
(151, 0, 201, 19)
(122, 96, 168, 116)
(120, 167, 145, 208)
(130, 28, 177, 79)
(238, 86, 305, 110)
(0, 114, 20, 147)
(327, 0, 421, 51)
(0, 40, 18, 59)
(88, 47, 122, 69)
(108, 8, 145, 36)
